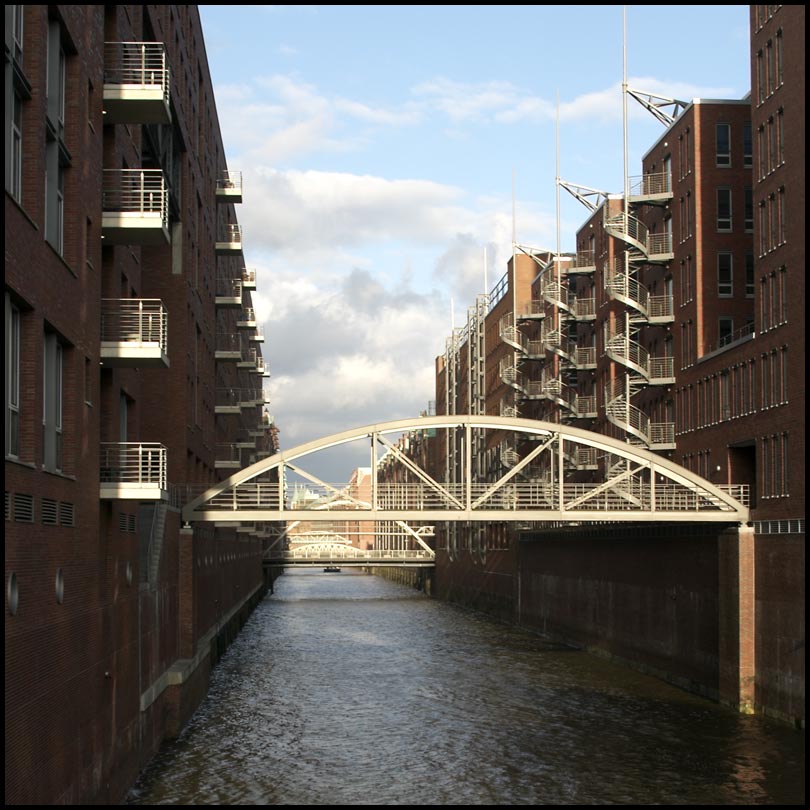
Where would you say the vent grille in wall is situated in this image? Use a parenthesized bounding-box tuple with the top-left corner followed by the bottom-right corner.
(14, 493, 34, 523)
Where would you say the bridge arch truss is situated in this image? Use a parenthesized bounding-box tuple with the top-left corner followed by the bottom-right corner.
(182, 416, 749, 526)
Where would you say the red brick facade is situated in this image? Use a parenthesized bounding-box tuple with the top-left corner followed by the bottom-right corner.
(429, 5, 803, 725)
(5, 5, 277, 803)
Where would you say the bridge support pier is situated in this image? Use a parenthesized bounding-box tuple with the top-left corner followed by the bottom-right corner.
(718, 524, 756, 714)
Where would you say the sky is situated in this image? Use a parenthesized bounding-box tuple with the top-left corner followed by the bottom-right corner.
(198, 4, 752, 481)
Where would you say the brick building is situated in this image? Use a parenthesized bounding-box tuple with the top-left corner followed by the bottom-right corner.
(5, 5, 277, 803)
(430, 5, 803, 723)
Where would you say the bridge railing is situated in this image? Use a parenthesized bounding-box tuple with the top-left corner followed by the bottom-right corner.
(196, 480, 747, 514)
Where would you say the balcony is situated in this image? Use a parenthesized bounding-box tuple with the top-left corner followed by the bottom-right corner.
(215, 332, 242, 361)
(628, 172, 673, 205)
(103, 42, 171, 124)
(102, 169, 169, 245)
(100, 443, 167, 500)
(249, 324, 265, 344)
(236, 308, 257, 329)
(237, 348, 257, 370)
(241, 268, 257, 290)
(100, 299, 169, 368)
(215, 388, 242, 415)
(567, 250, 596, 275)
(216, 223, 243, 256)
(216, 171, 242, 204)
(215, 278, 243, 307)
(215, 443, 243, 471)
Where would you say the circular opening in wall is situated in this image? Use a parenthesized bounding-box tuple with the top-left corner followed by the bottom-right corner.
(126, 561, 133, 586)
(8, 573, 19, 616)
(55, 568, 65, 604)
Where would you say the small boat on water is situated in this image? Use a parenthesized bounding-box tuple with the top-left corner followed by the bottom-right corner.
(323, 566, 341, 573)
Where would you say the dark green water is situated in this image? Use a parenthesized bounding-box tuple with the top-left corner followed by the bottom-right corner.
(126, 569, 804, 805)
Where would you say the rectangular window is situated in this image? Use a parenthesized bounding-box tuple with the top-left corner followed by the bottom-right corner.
(745, 252, 754, 297)
(716, 123, 731, 167)
(775, 109, 784, 165)
(775, 30, 783, 88)
(777, 267, 787, 324)
(718, 317, 734, 348)
(46, 21, 66, 137)
(744, 187, 753, 232)
(718, 253, 733, 297)
(776, 187, 785, 245)
(759, 202, 768, 254)
(6, 294, 20, 458)
(8, 92, 23, 201)
(758, 125, 767, 179)
(717, 188, 732, 231)
(743, 121, 753, 168)
(43, 332, 63, 472)
(45, 140, 65, 254)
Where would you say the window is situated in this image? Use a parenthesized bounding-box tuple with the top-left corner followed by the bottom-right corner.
(745, 252, 754, 297)
(718, 317, 734, 348)
(5, 6, 29, 202)
(775, 30, 783, 88)
(776, 186, 785, 245)
(43, 331, 63, 472)
(7, 91, 23, 201)
(44, 18, 69, 256)
(744, 187, 753, 232)
(757, 124, 767, 179)
(45, 140, 65, 253)
(6, 294, 20, 458)
(743, 121, 752, 168)
(717, 188, 732, 231)
(716, 123, 731, 167)
(758, 202, 768, 254)
(718, 253, 733, 296)
(775, 108, 784, 165)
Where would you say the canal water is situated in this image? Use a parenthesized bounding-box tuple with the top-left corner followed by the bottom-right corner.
(127, 570, 804, 805)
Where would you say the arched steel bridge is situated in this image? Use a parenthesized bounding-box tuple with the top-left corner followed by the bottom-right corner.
(183, 416, 750, 533)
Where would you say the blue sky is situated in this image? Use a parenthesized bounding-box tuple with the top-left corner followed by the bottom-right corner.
(199, 4, 751, 479)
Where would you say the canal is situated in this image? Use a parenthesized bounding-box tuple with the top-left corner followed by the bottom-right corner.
(127, 569, 804, 805)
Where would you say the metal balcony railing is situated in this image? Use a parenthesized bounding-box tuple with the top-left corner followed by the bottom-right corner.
(216, 223, 243, 254)
(100, 442, 167, 497)
(103, 169, 168, 218)
(104, 42, 170, 96)
(101, 298, 167, 351)
(216, 171, 243, 203)
(102, 170, 169, 244)
(628, 171, 672, 200)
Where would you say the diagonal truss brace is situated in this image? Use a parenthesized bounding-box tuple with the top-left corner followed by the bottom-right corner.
(514, 243, 556, 273)
(395, 521, 436, 557)
(376, 432, 465, 510)
(472, 435, 557, 509)
(285, 462, 370, 509)
(627, 87, 688, 127)
(564, 462, 645, 511)
(558, 180, 610, 213)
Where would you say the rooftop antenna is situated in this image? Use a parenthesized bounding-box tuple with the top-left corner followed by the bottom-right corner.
(450, 296, 455, 331)
(622, 6, 630, 224)
(555, 90, 561, 259)
(511, 167, 516, 246)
